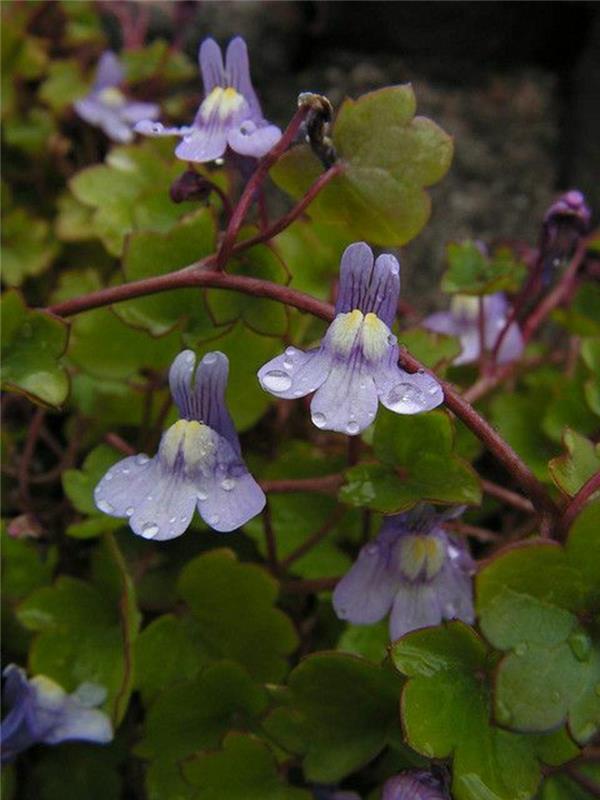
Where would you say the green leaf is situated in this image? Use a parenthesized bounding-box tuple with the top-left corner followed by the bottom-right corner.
(115, 209, 217, 336)
(39, 58, 88, 111)
(63, 444, 121, 515)
(1, 208, 59, 285)
(549, 429, 600, 497)
(182, 733, 311, 800)
(177, 549, 298, 682)
(3, 107, 56, 155)
(121, 40, 195, 84)
(340, 409, 481, 512)
(553, 284, 600, 336)
(264, 652, 402, 782)
(137, 661, 268, 760)
(1, 528, 58, 602)
(397, 327, 461, 371)
(24, 743, 122, 800)
(272, 86, 453, 246)
(337, 620, 389, 663)
(391, 622, 577, 800)
(1, 290, 69, 407)
(440, 241, 526, 295)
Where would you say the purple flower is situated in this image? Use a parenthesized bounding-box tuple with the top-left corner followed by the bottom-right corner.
(1, 665, 112, 763)
(382, 771, 448, 800)
(135, 37, 281, 162)
(94, 350, 265, 538)
(332, 505, 474, 641)
(74, 51, 159, 143)
(423, 293, 523, 366)
(541, 189, 592, 283)
(258, 243, 444, 435)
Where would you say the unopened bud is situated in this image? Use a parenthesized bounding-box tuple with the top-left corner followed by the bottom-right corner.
(169, 170, 212, 204)
(540, 189, 592, 283)
(298, 91, 337, 169)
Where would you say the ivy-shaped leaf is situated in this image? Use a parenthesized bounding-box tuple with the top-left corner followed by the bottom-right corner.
(549, 429, 600, 497)
(272, 86, 453, 246)
(440, 241, 526, 295)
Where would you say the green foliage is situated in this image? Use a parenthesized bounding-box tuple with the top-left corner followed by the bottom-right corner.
(62, 445, 123, 538)
(391, 622, 579, 800)
(441, 241, 527, 295)
(397, 327, 462, 372)
(549, 429, 600, 496)
(272, 86, 453, 246)
(1, 290, 70, 407)
(341, 409, 481, 512)
(1, 208, 59, 285)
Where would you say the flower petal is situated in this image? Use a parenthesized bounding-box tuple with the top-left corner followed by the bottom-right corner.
(199, 38, 226, 93)
(258, 347, 329, 400)
(99, 112, 134, 143)
(134, 120, 193, 137)
(375, 349, 444, 414)
(94, 51, 123, 90)
(227, 121, 281, 158)
(389, 582, 443, 640)
(310, 357, 379, 434)
(175, 125, 228, 163)
(495, 322, 524, 364)
(225, 36, 262, 119)
(30, 677, 113, 746)
(422, 310, 463, 337)
(336, 243, 400, 327)
(94, 454, 196, 541)
(333, 540, 399, 625)
(383, 772, 447, 800)
(120, 102, 160, 125)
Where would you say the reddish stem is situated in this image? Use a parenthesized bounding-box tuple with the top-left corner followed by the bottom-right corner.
(481, 478, 534, 514)
(260, 474, 344, 494)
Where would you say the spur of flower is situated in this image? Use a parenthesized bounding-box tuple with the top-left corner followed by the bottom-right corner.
(74, 51, 160, 143)
(258, 242, 444, 435)
(332, 504, 474, 641)
(0, 665, 112, 763)
(423, 292, 523, 366)
(135, 36, 281, 162)
(94, 350, 265, 538)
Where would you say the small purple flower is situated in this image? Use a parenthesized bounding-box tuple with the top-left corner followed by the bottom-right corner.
(258, 243, 444, 435)
(135, 37, 281, 162)
(423, 293, 523, 366)
(333, 505, 474, 641)
(540, 189, 592, 283)
(74, 51, 159, 143)
(382, 771, 448, 800)
(1, 665, 112, 763)
(94, 351, 265, 538)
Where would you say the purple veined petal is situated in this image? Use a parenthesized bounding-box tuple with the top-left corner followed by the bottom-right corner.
(389, 582, 443, 641)
(93, 453, 196, 541)
(375, 347, 444, 414)
(383, 771, 447, 800)
(199, 38, 226, 94)
(336, 243, 400, 327)
(258, 346, 329, 400)
(134, 120, 193, 137)
(224, 36, 262, 119)
(0, 666, 36, 761)
(120, 101, 161, 125)
(333, 538, 399, 625)
(227, 120, 282, 158)
(94, 51, 124, 91)
(310, 355, 379, 435)
(30, 677, 112, 746)
(195, 435, 265, 532)
(422, 310, 464, 337)
(175, 124, 228, 163)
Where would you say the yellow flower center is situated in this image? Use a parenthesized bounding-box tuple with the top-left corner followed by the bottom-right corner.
(328, 309, 390, 361)
(398, 534, 445, 580)
(201, 86, 245, 122)
(160, 420, 216, 472)
(98, 87, 126, 108)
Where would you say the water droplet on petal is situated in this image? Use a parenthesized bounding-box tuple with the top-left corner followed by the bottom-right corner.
(263, 370, 292, 392)
(141, 522, 159, 539)
(293, 390, 303, 397)
(180, 514, 187, 523)
(209, 514, 220, 526)
(312, 412, 327, 429)
(97, 499, 114, 514)
(146, 495, 153, 502)
(387, 334, 397, 346)
(285, 347, 296, 357)
(136, 454, 150, 466)
(515, 642, 528, 656)
(428, 384, 441, 396)
(125, 506, 134, 517)
(385, 382, 426, 412)
(221, 478, 236, 491)
(184, 351, 195, 364)
(121, 467, 130, 476)
(169, 516, 177, 524)
(346, 420, 360, 435)
(197, 490, 208, 501)
(104, 472, 113, 481)
(444, 603, 457, 618)
(365, 544, 379, 556)
(283, 359, 293, 370)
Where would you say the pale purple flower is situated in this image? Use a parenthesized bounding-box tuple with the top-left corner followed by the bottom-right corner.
(423, 293, 523, 366)
(135, 37, 281, 162)
(333, 505, 474, 641)
(382, 771, 448, 800)
(1, 665, 112, 763)
(94, 351, 265, 538)
(258, 243, 444, 436)
(74, 51, 159, 143)
(541, 189, 592, 283)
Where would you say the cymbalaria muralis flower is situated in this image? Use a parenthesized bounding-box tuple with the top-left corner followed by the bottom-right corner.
(135, 36, 281, 162)
(332, 505, 474, 641)
(258, 242, 444, 435)
(382, 771, 448, 800)
(0, 665, 112, 763)
(540, 189, 591, 284)
(423, 293, 523, 366)
(94, 351, 265, 538)
(74, 51, 159, 143)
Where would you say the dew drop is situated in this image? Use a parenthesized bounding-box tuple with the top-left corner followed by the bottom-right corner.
(365, 544, 379, 556)
(141, 522, 159, 539)
(221, 478, 236, 491)
(262, 370, 292, 393)
(387, 334, 397, 346)
(209, 514, 220, 526)
(346, 420, 360, 435)
(104, 472, 113, 482)
(97, 499, 114, 514)
(285, 347, 296, 357)
(197, 490, 208, 501)
(515, 642, 528, 656)
(385, 382, 426, 412)
(121, 467, 130, 475)
(146, 495, 153, 502)
(444, 603, 456, 618)
(125, 506, 134, 517)
(312, 412, 327, 429)
(283, 359, 294, 370)
(180, 514, 187, 522)
(417, 368, 425, 375)
(135, 454, 150, 466)
(293, 390, 303, 397)
(169, 516, 177, 524)
(184, 351, 195, 364)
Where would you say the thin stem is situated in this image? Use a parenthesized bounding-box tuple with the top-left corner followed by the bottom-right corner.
(260, 474, 343, 494)
(445, 521, 500, 543)
(216, 104, 311, 270)
(104, 433, 136, 456)
(558, 470, 600, 537)
(18, 408, 45, 509)
(481, 479, 534, 514)
(282, 576, 340, 595)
